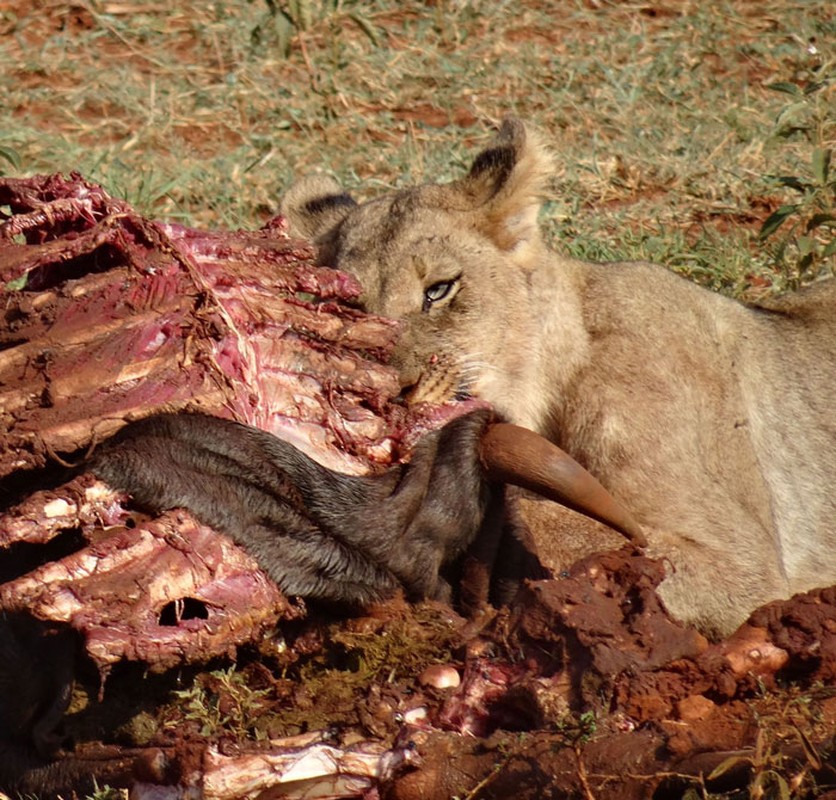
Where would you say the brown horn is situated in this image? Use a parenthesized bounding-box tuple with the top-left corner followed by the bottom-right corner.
(479, 422, 647, 548)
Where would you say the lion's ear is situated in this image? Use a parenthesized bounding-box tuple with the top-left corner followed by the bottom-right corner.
(453, 117, 553, 257)
(280, 175, 357, 241)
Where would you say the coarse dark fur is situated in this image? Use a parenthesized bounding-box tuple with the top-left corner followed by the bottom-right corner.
(89, 410, 501, 606)
(0, 613, 74, 756)
(0, 411, 516, 798)
(0, 612, 83, 799)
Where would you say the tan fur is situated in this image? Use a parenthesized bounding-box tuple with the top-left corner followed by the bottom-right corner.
(281, 118, 836, 639)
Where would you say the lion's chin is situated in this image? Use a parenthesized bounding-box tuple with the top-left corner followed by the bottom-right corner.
(400, 369, 460, 406)
(396, 371, 492, 449)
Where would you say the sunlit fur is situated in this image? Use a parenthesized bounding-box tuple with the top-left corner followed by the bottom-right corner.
(282, 118, 836, 639)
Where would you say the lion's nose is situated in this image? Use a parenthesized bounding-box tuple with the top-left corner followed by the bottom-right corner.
(399, 368, 422, 390)
(390, 356, 423, 400)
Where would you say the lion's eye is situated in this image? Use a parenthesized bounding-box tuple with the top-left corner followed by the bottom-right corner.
(422, 278, 458, 312)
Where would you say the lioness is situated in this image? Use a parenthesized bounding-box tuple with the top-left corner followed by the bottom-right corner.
(281, 118, 836, 638)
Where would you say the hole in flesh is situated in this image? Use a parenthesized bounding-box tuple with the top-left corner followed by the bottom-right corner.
(158, 597, 210, 626)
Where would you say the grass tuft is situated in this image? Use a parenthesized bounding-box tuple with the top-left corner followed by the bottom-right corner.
(0, 0, 833, 294)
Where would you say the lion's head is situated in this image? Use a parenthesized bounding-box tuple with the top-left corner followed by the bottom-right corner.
(281, 119, 572, 432)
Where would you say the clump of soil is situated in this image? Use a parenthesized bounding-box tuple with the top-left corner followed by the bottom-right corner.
(4, 550, 833, 799)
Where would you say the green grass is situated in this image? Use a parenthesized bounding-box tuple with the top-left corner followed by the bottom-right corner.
(0, 0, 833, 294)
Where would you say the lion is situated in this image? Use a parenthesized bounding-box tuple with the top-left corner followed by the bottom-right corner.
(280, 118, 836, 638)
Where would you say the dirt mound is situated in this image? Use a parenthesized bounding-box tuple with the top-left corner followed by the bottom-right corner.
(2, 549, 833, 799)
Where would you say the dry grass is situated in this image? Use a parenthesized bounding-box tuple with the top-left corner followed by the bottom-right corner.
(0, 0, 833, 294)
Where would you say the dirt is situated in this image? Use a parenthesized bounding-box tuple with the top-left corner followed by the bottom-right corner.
(1, 547, 833, 798)
(386, 553, 836, 799)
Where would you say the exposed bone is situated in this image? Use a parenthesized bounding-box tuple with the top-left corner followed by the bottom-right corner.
(0, 475, 127, 548)
(479, 422, 647, 547)
(0, 481, 294, 672)
(0, 173, 408, 480)
(130, 738, 417, 800)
